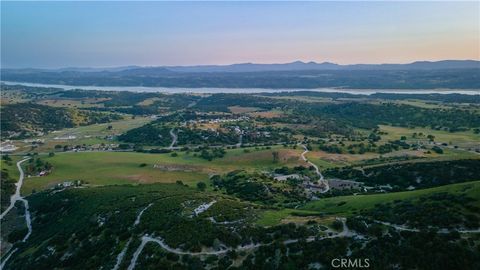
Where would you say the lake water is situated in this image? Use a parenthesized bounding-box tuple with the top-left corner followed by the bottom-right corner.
(2, 81, 479, 95)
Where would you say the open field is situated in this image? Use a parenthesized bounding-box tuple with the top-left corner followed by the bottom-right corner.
(21, 152, 208, 194)
(21, 145, 305, 194)
(228, 106, 260, 114)
(36, 98, 108, 108)
(42, 116, 152, 140)
(387, 99, 480, 112)
(247, 109, 286, 118)
(261, 95, 336, 104)
(304, 150, 376, 168)
(302, 147, 471, 169)
(11, 116, 152, 153)
(378, 124, 480, 149)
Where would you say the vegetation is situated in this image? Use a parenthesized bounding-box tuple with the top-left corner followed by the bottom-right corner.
(1, 156, 17, 211)
(324, 159, 480, 190)
(1, 103, 122, 139)
(2, 85, 480, 269)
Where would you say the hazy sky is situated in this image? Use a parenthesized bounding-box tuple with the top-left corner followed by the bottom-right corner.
(1, 1, 479, 68)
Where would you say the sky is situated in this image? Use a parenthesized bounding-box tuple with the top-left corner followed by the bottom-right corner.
(1, 1, 479, 68)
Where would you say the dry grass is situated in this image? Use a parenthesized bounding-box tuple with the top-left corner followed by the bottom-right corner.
(37, 98, 108, 108)
(228, 106, 260, 114)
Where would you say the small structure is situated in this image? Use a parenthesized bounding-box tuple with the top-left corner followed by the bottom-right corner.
(0, 143, 18, 153)
(328, 179, 362, 190)
(274, 174, 302, 181)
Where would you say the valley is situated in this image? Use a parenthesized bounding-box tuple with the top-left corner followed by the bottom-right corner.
(1, 84, 479, 269)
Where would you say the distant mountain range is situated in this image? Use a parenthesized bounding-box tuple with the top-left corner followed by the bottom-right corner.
(2, 60, 479, 89)
(3, 60, 479, 74)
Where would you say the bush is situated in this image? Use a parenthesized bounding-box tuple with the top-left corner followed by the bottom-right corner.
(197, 182, 207, 191)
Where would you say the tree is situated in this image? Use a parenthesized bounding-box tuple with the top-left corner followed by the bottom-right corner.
(272, 151, 279, 163)
(197, 182, 207, 191)
(432, 146, 443, 154)
(331, 220, 343, 231)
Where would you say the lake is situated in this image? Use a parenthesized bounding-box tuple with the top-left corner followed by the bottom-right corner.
(2, 81, 479, 95)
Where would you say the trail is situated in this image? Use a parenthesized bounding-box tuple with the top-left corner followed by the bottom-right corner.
(373, 220, 480, 234)
(236, 133, 243, 148)
(168, 129, 177, 149)
(0, 158, 32, 269)
(0, 248, 18, 270)
(127, 235, 262, 270)
(300, 144, 329, 193)
(373, 220, 420, 232)
(192, 200, 216, 216)
(112, 239, 131, 270)
(134, 203, 153, 226)
(112, 203, 154, 270)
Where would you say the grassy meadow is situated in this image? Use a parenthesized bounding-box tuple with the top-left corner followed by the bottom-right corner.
(21, 145, 305, 194)
(378, 125, 480, 149)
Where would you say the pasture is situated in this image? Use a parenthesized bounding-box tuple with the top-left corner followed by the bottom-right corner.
(21, 145, 306, 194)
(378, 125, 480, 149)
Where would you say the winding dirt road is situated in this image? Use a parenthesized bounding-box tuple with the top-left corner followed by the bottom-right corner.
(126, 218, 357, 270)
(373, 220, 480, 234)
(0, 158, 32, 269)
(300, 144, 329, 193)
(1, 158, 30, 219)
(112, 203, 154, 270)
(168, 129, 178, 149)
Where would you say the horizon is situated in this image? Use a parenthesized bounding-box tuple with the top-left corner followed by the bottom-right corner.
(2, 1, 479, 68)
(3, 59, 479, 70)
